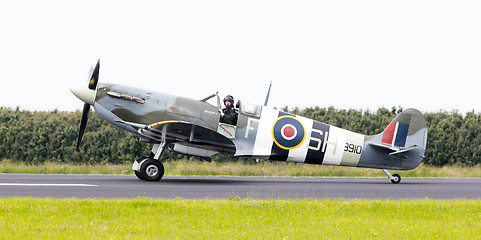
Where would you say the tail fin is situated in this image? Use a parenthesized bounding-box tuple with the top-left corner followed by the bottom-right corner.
(369, 108, 428, 170)
(381, 108, 427, 150)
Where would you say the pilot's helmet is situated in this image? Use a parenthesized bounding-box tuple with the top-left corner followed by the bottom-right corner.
(223, 95, 234, 105)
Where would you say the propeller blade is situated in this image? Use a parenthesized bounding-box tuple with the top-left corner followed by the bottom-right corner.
(88, 60, 100, 90)
(75, 103, 90, 153)
(87, 65, 94, 82)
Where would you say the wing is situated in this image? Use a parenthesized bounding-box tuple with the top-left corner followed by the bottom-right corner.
(118, 120, 236, 155)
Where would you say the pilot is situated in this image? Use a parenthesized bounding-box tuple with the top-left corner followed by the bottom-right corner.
(220, 95, 238, 125)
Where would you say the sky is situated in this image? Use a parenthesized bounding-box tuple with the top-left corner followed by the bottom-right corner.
(1, 0, 480, 114)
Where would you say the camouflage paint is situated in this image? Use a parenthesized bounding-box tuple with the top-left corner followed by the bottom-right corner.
(89, 82, 427, 171)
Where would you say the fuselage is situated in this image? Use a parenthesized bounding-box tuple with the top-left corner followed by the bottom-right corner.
(77, 82, 427, 171)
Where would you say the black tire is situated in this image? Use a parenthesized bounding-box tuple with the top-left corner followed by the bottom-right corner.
(139, 158, 164, 182)
(134, 170, 146, 181)
(391, 174, 401, 184)
(134, 157, 149, 181)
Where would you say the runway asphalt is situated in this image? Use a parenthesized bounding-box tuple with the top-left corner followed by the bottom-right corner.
(1, 174, 481, 199)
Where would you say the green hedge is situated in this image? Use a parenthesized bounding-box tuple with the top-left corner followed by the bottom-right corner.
(0, 106, 479, 166)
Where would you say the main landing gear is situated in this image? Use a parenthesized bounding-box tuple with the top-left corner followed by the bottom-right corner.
(382, 169, 401, 184)
(133, 142, 166, 181)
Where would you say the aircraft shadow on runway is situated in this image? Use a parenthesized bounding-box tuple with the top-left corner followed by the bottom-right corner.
(137, 176, 432, 185)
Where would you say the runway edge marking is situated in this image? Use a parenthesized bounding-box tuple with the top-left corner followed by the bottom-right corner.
(0, 183, 98, 187)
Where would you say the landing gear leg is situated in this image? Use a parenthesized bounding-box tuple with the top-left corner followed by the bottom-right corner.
(382, 169, 401, 184)
(133, 142, 167, 181)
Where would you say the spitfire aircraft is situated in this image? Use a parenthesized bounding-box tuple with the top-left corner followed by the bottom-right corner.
(71, 61, 428, 184)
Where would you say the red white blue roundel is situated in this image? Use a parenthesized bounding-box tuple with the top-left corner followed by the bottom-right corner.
(272, 115, 306, 150)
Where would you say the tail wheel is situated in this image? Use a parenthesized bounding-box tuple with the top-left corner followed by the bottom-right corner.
(391, 174, 401, 184)
(139, 158, 164, 181)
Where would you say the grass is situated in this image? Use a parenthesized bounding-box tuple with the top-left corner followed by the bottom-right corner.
(0, 159, 132, 175)
(2, 159, 481, 178)
(0, 198, 480, 239)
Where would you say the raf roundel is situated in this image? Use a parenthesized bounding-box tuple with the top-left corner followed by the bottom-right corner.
(272, 115, 306, 150)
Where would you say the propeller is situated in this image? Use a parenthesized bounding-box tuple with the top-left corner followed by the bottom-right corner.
(73, 60, 100, 154)
(75, 103, 90, 153)
(88, 60, 100, 90)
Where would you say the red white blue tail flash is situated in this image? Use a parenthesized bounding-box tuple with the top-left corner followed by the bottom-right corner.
(381, 121, 409, 147)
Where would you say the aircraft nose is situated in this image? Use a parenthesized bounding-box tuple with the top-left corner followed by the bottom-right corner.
(70, 83, 96, 105)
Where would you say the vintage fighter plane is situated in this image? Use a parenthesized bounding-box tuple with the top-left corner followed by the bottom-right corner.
(71, 60, 428, 184)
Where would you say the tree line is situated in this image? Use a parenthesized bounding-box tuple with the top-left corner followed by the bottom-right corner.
(0, 106, 478, 166)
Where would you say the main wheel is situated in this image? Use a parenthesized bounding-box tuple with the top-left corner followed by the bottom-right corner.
(134, 157, 149, 181)
(139, 158, 164, 181)
(135, 169, 146, 180)
(391, 174, 401, 184)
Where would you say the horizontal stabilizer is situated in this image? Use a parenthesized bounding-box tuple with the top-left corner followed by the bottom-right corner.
(388, 145, 418, 155)
(369, 142, 399, 151)
(368, 142, 418, 155)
